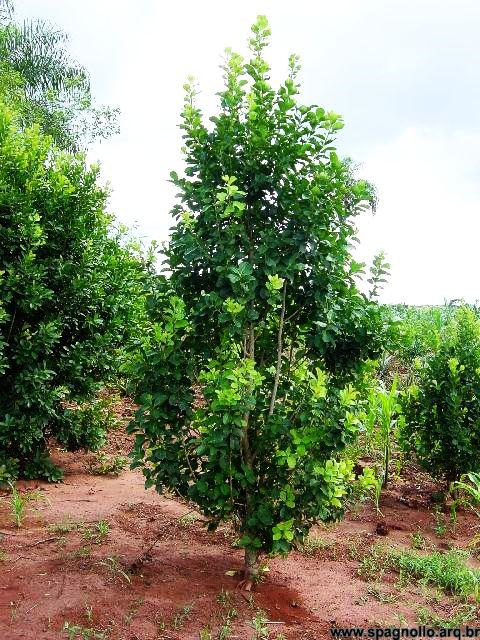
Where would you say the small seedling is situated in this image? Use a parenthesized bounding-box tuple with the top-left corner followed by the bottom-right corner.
(218, 607, 237, 640)
(83, 520, 110, 544)
(97, 556, 131, 583)
(9, 483, 28, 528)
(96, 520, 109, 540)
(123, 597, 144, 626)
(172, 603, 192, 630)
(432, 506, 448, 537)
(10, 601, 18, 621)
(249, 610, 269, 640)
(216, 589, 231, 606)
(411, 530, 427, 550)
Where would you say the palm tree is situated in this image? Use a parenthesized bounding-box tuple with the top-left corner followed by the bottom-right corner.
(0, 2, 118, 150)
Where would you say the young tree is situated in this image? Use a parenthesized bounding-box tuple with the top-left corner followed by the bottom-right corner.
(129, 17, 389, 587)
(0, 104, 153, 481)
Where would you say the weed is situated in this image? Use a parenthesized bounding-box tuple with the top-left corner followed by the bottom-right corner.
(366, 583, 398, 604)
(83, 520, 110, 544)
(468, 532, 480, 559)
(84, 602, 93, 624)
(86, 453, 127, 476)
(395, 548, 480, 599)
(358, 544, 394, 581)
(0, 549, 8, 562)
(410, 530, 427, 550)
(9, 483, 28, 528)
(73, 546, 91, 558)
(217, 617, 232, 640)
(199, 627, 212, 640)
(395, 613, 408, 627)
(366, 544, 480, 599)
(49, 519, 83, 534)
(249, 610, 269, 640)
(63, 621, 109, 639)
(172, 603, 192, 630)
(123, 597, 144, 625)
(416, 582, 442, 605)
(354, 594, 369, 606)
(346, 535, 364, 561)
(432, 506, 448, 537)
(96, 520, 109, 539)
(97, 556, 130, 583)
(216, 589, 231, 606)
(154, 613, 166, 632)
(301, 535, 335, 556)
(218, 607, 237, 640)
(178, 511, 200, 526)
(416, 603, 477, 627)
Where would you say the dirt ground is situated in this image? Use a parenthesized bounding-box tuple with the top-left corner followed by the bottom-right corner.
(1, 409, 480, 639)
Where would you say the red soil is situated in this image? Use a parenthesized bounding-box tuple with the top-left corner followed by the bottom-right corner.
(1, 421, 479, 639)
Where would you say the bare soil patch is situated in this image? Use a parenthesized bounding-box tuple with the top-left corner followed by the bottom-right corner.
(1, 419, 480, 639)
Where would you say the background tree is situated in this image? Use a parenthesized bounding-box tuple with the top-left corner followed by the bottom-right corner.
(401, 306, 480, 485)
(129, 16, 391, 587)
(0, 0, 118, 150)
(0, 104, 153, 481)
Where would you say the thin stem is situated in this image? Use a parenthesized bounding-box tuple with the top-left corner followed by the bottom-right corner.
(268, 281, 287, 416)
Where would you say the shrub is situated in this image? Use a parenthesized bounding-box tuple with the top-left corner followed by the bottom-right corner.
(128, 17, 390, 586)
(401, 306, 480, 483)
(0, 104, 152, 479)
(393, 304, 455, 363)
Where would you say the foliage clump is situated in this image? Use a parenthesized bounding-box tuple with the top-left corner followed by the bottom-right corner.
(129, 16, 391, 583)
(0, 104, 152, 480)
(401, 306, 480, 483)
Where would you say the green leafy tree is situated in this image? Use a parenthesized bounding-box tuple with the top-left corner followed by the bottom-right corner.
(0, 104, 152, 480)
(401, 306, 480, 484)
(129, 17, 390, 587)
(0, 2, 118, 150)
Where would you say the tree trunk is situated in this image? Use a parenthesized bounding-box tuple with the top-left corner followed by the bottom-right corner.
(242, 547, 259, 590)
(383, 440, 389, 488)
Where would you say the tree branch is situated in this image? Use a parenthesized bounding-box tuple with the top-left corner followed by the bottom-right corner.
(268, 281, 287, 416)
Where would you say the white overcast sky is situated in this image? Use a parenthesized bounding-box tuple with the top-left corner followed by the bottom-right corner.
(14, 0, 480, 305)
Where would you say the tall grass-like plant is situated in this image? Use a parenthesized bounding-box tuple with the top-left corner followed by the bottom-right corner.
(377, 376, 402, 487)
